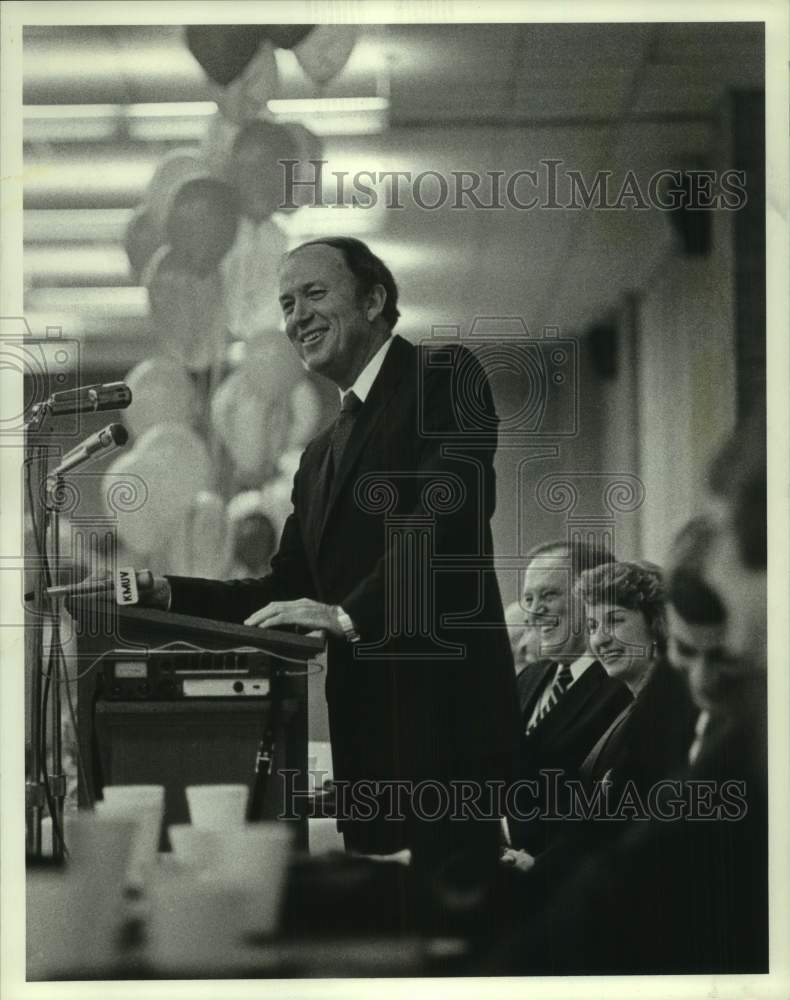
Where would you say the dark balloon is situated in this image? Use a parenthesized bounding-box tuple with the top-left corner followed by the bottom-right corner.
(260, 25, 314, 49)
(185, 25, 268, 86)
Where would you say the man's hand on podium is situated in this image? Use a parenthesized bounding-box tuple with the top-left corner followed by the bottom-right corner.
(244, 599, 345, 639)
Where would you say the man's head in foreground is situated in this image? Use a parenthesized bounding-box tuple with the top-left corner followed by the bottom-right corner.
(278, 237, 400, 391)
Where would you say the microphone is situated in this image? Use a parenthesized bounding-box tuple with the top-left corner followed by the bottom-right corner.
(29, 568, 154, 604)
(49, 423, 128, 478)
(35, 382, 132, 417)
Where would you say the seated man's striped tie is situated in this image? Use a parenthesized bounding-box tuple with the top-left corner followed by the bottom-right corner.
(527, 663, 574, 733)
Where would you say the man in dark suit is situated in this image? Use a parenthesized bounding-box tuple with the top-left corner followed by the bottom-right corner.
(505, 539, 632, 856)
(146, 237, 520, 872)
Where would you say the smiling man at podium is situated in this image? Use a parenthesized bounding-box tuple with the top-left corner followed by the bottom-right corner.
(143, 238, 520, 882)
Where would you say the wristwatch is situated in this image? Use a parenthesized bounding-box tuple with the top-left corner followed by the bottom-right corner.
(336, 606, 360, 643)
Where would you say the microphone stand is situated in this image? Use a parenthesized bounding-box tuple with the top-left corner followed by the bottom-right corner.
(25, 403, 51, 859)
(47, 474, 67, 861)
(25, 403, 67, 861)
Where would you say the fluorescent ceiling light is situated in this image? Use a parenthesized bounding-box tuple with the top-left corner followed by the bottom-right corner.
(26, 286, 148, 317)
(267, 97, 388, 115)
(25, 209, 133, 243)
(24, 97, 389, 141)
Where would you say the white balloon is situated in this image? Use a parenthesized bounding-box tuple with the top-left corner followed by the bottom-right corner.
(211, 371, 290, 481)
(146, 248, 228, 372)
(288, 379, 323, 449)
(123, 357, 196, 439)
(103, 423, 213, 557)
(201, 112, 241, 178)
(221, 217, 288, 341)
(143, 150, 210, 232)
(169, 490, 231, 576)
(294, 25, 358, 85)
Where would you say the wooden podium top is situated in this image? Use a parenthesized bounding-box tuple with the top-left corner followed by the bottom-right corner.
(67, 599, 325, 662)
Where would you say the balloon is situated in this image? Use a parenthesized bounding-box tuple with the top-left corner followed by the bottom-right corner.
(103, 423, 213, 557)
(145, 247, 228, 372)
(211, 339, 301, 482)
(294, 25, 358, 85)
(261, 451, 302, 540)
(143, 150, 210, 235)
(200, 112, 241, 178)
(185, 25, 268, 86)
(124, 207, 165, 282)
(170, 490, 232, 576)
(207, 41, 278, 126)
(227, 119, 299, 223)
(226, 490, 277, 576)
(165, 177, 239, 277)
(277, 123, 323, 213)
(122, 357, 196, 439)
(222, 216, 288, 340)
(261, 25, 314, 49)
(288, 379, 323, 449)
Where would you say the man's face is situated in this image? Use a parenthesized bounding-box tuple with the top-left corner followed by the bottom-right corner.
(279, 245, 375, 389)
(521, 555, 583, 660)
(666, 606, 735, 710)
(504, 601, 539, 674)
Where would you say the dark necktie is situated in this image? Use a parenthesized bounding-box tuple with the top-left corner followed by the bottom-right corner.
(331, 390, 362, 477)
(527, 663, 574, 733)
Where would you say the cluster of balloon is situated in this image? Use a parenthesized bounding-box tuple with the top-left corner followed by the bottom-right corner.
(124, 151, 210, 282)
(210, 336, 303, 488)
(144, 177, 240, 372)
(186, 23, 357, 92)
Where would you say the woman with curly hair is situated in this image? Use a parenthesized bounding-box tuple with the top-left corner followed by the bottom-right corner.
(575, 560, 695, 789)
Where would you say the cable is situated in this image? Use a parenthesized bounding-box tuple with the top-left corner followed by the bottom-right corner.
(40, 643, 67, 857)
(59, 639, 93, 809)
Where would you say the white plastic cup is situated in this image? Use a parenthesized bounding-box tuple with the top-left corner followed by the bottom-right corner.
(27, 814, 136, 979)
(95, 784, 165, 894)
(212, 822, 294, 936)
(147, 873, 248, 974)
(168, 824, 221, 873)
(186, 783, 248, 830)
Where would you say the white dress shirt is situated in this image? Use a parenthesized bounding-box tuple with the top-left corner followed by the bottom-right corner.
(340, 335, 394, 404)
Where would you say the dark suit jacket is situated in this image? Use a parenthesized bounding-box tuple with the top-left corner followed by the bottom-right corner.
(581, 658, 697, 794)
(509, 658, 631, 853)
(167, 335, 521, 851)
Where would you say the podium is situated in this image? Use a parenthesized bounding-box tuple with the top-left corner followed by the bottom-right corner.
(70, 601, 324, 847)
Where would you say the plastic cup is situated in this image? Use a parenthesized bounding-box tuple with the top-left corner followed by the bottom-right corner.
(27, 814, 136, 979)
(95, 784, 165, 894)
(186, 783, 248, 830)
(168, 824, 221, 873)
(211, 822, 295, 937)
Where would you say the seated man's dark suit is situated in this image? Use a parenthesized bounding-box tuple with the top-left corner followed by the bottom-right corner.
(508, 658, 631, 854)
(166, 335, 521, 861)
